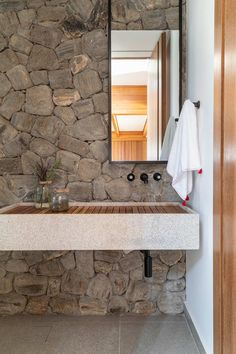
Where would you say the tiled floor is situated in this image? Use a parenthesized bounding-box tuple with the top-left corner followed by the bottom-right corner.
(0, 314, 200, 354)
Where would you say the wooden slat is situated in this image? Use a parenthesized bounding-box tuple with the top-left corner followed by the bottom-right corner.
(1, 204, 187, 215)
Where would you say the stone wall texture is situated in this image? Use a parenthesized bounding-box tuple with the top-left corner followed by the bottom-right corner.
(0, 0, 181, 207)
(0, 0, 185, 316)
(0, 250, 185, 315)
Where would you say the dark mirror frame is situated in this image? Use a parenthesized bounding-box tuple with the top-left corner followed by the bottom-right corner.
(108, 0, 183, 164)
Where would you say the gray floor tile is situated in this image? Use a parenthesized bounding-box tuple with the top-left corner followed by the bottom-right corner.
(120, 320, 200, 354)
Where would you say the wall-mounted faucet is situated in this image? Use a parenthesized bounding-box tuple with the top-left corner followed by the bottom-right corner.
(140, 173, 149, 184)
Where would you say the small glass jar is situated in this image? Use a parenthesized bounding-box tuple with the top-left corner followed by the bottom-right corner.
(34, 181, 52, 209)
(51, 188, 69, 212)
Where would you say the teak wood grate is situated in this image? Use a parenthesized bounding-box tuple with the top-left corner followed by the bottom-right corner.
(2, 205, 187, 215)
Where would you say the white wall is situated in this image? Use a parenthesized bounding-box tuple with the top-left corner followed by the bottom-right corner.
(186, 1, 214, 354)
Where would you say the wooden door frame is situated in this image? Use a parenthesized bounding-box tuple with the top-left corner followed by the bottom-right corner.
(214, 0, 236, 353)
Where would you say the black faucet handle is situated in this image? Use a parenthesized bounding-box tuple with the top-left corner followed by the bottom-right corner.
(153, 172, 162, 182)
(140, 173, 149, 184)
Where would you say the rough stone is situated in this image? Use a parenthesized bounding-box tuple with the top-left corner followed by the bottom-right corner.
(50, 295, 79, 315)
(0, 117, 18, 146)
(77, 159, 101, 182)
(0, 49, 19, 73)
(92, 92, 108, 114)
(0, 294, 26, 315)
(157, 291, 185, 314)
(142, 0, 170, 9)
(0, 274, 13, 294)
(89, 141, 108, 162)
(61, 252, 75, 270)
(0, 11, 19, 36)
(167, 262, 186, 280)
(21, 151, 41, 174)
(0, 91, 25, 119)
(47, 277, 61, 297)
(70, 54, 90, 75)
(3, 174, 37, 199)
(5, 259, 29, 273)
(94, 261, 112, 275)
(75, 251, 94, 278)
(166, 6, 179, 29)
(0, 33, 6, 51)
(163, 278, 186, 292)
(87, 274, 112, 300)
(30, 259, 64, 276)
(97, 59, 108, 78)
(68, 0, 93, 20)
(0, 265, 6, 279)
(43, 250, 68, 261)
(28, 44, 59, 71)
(130, 267, 143, 281)
(72, 99, 94, 119)
(31, 116, 64, 143)
(71, 114, 107, 141)
(11, 112, 35, 132)
(108, 296, 129, 313)
(6, 64, 32, 90)
(26, 296, 49, 315)
(111, 1, 140, 23)
(30, 70, 48, 85)
(109, 270, 129, 295)
(55, 39, 82, 61)
(9, 34, 33, 55)
(11, 251, 24, 260)
(94, 251, 122, 263)
(22, 252, 42, 266)
(56, 150, 80, 174)
(0, 157, 22, 175)
(0, 73, 11, 97)
(119, 251, 143, 273)
(150, 258, 169, 284)
(53, 89, 80, 107)
(0, 252, 11, 261)
(68, 181, 92, 201)
(25, 85, 54, 116)
(58, 135, 89, 157)
(105, 178, 132, 202)
(61, 15, 86, 39)
(54, 107, 76, 125)
(18, 8, 36, 27)
(3, 133, 31, 157)
(74, 69, 102, 99)
(79, 297, 107, 315)
(93, 176, 107, 200)
(126, 281, 161, 302)
(132, 301, 157, 315)
(30, 138, 57, 157)
(14, 274, 47, 296)
(37, 6, 66, 22)
(141, 10, 167, 29)
(83, 30, 107, 60)
(62, 270, 88, 295)
(159, 251, 183, 266)
(49, 69, 73, 89)
(30, 24, 62, 48)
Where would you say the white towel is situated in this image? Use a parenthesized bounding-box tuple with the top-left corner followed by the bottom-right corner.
(167, 99, 201, 200)
(160, 116, 177, 161)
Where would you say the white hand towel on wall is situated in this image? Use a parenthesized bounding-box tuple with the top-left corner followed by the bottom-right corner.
(167, 99, 202, 201)
(160, 116, 177, 161)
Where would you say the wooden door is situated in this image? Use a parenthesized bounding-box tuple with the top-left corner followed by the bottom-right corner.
(214, 0, 236, 353)
(147, 42, 158, 160)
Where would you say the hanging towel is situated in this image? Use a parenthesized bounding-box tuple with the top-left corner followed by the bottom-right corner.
(167, 99, 202, 201)
(160, 116, 177, 161)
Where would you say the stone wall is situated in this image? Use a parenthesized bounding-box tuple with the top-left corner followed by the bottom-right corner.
(0, 0, 186, 316)
(0, 250, 185, 315)
(0, 0, 181, 207)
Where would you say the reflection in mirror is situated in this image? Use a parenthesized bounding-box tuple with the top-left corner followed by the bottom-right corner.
(111, 30, 180, 162)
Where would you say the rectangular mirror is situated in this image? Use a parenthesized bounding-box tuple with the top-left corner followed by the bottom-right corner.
(109, 2, 182, 163)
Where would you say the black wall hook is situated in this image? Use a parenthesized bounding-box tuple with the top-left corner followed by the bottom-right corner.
(140, 173, 149, 184)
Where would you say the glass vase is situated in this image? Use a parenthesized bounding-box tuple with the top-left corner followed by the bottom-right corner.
(34, 181, 52, 209)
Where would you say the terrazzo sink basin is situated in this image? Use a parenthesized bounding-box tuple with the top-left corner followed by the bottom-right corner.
(0, 202, 199, 251)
